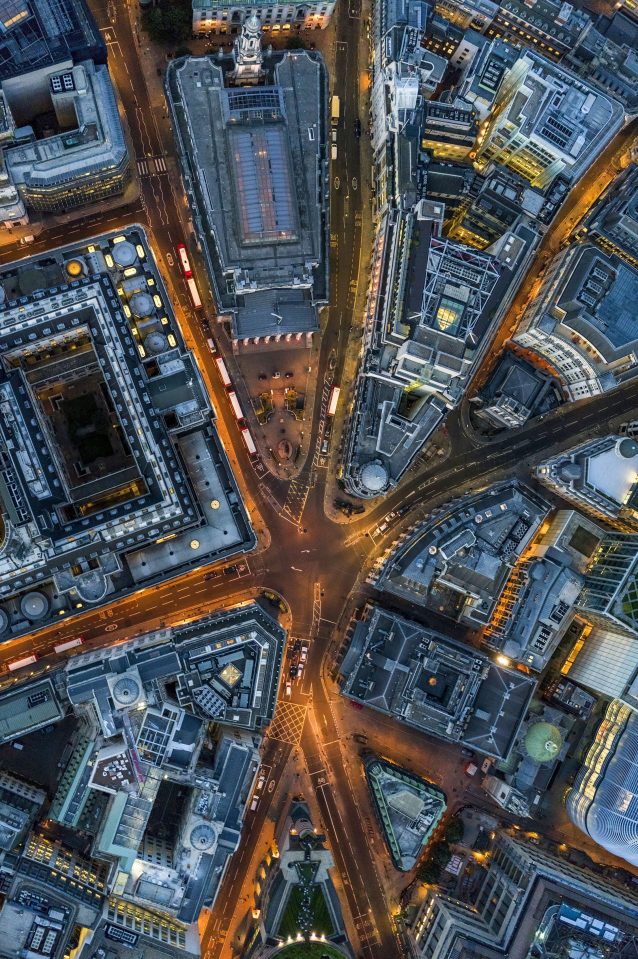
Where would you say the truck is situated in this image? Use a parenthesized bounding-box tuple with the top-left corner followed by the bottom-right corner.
(331, 95, 340, 126)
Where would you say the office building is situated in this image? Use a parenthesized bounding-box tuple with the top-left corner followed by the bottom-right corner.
(0, 0, 129, 224)
(0, 679, 63, 746)
(370, 0, 433, 210)
(412, 833, 638, 958)
(487, 0, 591, 62)
(192, 0, 336, 35)
(447, 171, 526, 249)
(474, 49, 623, 190)
(0, 773, 45, 852)
(434, 0, 497, 32)
(421, 101, 478, 161)
(365, 758, 446, 871)
(341, 604, 536, 761)
(0, 227, 254, 640)
(577, 530, 638, 636)
(567, 25, 638, 113)
(513, 242, 638, 400)
(343, 206, 536, 498)
(0, 891, 75, 959)
(247, 799, 347, 954)
(0, 0, 105, 83)
(580, 164, 638, 269)
(1, 60, 130, 216)
(456, 37, 519, 120)
(483, 510, 604, 670)
(568, 699, 638, 869)
(472, 349, 560, 429)
(41, 609, 279, 941)
(166, 27, 329, 350)
(376, 481, 549, 626)
(536, 436, 638, 532)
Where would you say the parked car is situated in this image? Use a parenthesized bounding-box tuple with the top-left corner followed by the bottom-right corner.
(354, 117, 362, 137)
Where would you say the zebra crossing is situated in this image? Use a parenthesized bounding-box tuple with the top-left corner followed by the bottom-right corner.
(136, 155, 168, 177)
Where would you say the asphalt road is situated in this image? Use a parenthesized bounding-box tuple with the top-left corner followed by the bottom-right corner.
(1, 2, 638, 957)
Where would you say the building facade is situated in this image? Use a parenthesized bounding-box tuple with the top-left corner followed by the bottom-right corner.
(192, 0, 336, 35)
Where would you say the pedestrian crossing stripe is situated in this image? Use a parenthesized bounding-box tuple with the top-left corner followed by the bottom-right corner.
(136, 156, 168, 176)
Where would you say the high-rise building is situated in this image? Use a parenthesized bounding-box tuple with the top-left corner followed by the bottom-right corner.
(474, 49, 623, 190)
(412, 833, 638, 958)
(577, 530, 638, 635)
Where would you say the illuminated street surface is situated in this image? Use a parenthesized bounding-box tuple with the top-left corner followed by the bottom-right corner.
(1, 0, 638, 958)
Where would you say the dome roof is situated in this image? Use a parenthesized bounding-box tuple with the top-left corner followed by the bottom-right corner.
(360, 461, 388, 494)
(524, 721, 563, 763)
(111, 240, 137, 269)
(112, 675, 141, 706)
(617, 438, 638, 459)
(20, 591, 49, 621)
(190, 822, 216, 850)
(130, 292, 154, 318)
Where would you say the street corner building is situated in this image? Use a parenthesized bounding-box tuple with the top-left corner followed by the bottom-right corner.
(0, 0, 130, 224)
(165, 21, 330, 353)
(340, 603, 536, 762)
(0, 227, 254, 641)
(0, 602, 286, 954)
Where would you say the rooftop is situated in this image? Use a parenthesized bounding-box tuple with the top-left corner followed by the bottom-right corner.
(166, 49, 329, 341)
(0, 227, 254, 639)
(377, 480, 550, 626)
(341, 604, 535, 760)
(365, 757, 446, 870)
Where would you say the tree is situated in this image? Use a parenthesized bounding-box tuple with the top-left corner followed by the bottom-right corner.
(286, 35, 306, 49)
(444, 817, 464, 844)
(141, 1, 191, 43)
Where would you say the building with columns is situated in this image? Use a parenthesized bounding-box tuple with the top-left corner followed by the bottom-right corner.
(166, 21, 329, 352)
(192, 0, 336, 36)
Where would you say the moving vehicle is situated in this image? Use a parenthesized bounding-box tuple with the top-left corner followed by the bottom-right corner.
(285, 682, 292, 697)
(331, 94, 340, 126)
(327, 386, 340, 417)
(207, 337, 217, 354)
(227, 390, 245, 423)
(54, 637, 84, 654)
(354, 116, 362, 137)
(241, 428, 258, 457)
(300, 645, 308, 663)
(177, 242, 192, 278)
(8, 654, 37, 672)
(331, 143, 337, 161)
(20, 234, 35, 245)
(250, 795, 259, 811)
(321, 439, 329, 455)
(215, 355, 232, 388)
(186, 277, 202, 309)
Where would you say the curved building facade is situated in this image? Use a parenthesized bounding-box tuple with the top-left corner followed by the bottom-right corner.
(567, 698, 638, 867)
